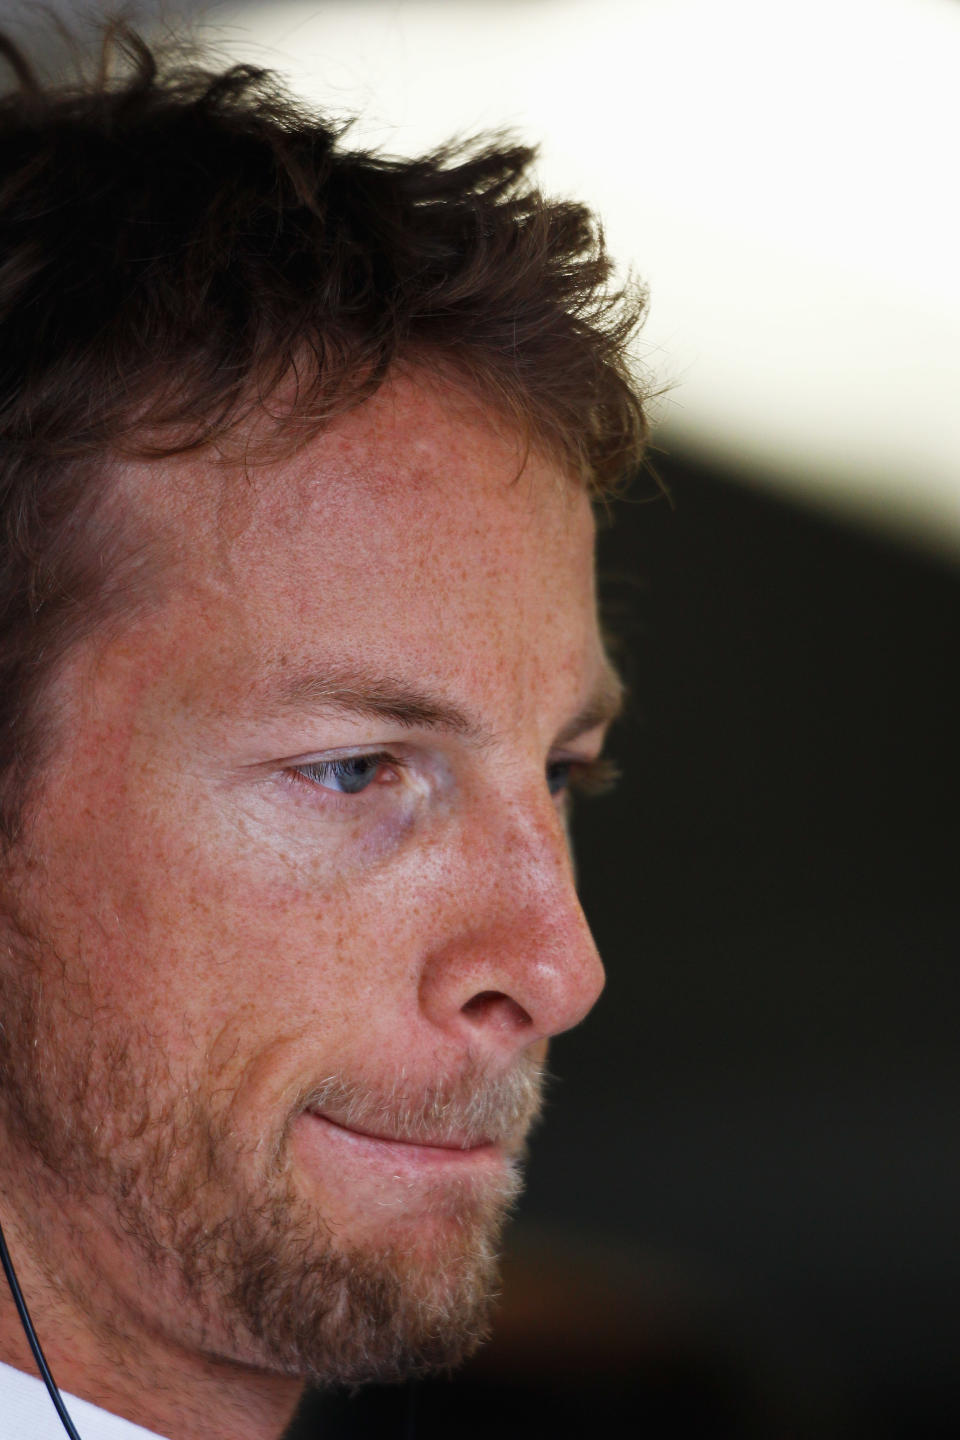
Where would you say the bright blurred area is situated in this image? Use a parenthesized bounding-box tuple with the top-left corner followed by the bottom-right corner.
(206, 0, 960, 558)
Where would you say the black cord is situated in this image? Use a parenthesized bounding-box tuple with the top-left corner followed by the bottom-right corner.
(0, 1214, 84, 1440)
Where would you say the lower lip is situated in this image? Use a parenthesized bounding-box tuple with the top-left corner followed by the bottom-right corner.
(298, 1111, 505, 1175)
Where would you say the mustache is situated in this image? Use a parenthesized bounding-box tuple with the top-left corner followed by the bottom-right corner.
(297, 1053, 548, 1151)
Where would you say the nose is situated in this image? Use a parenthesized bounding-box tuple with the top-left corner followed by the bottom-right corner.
(417, 795, 606, 1056)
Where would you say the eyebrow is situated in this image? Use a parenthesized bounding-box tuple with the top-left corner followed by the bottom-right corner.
(272, 668, 483, 738)
(267, 661, 625, 745)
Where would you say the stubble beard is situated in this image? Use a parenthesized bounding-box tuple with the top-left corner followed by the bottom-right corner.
(0, 948, 543, 1386)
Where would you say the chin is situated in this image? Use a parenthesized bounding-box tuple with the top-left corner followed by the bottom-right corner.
(228, 1185, 517, 1385)
(205, 1141, 526, 1387)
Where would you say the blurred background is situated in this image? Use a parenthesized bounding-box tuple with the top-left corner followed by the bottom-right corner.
(6, 1, 959, 1435)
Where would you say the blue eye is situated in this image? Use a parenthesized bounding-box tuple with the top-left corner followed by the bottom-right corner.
(546, 760, 573, 797)
(297, 755, 389, 795)
(547, 756, 620, 799)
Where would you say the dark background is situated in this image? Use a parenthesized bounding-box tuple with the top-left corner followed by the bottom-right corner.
(294, 449, 959, 1438)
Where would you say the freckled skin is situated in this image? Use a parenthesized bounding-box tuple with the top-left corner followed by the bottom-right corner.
(0, 374, 609, 1440)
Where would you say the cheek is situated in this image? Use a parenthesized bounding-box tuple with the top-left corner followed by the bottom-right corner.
(33, 773, 430, 1068)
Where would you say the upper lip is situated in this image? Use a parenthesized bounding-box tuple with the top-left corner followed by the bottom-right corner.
(308, 1109, 491, 1151)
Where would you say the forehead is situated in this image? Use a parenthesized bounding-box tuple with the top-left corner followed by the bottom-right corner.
(110, 373, 604, 724)
(235, 376, 587, 570)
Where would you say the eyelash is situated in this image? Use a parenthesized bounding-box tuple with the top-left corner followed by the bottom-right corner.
(291, 752, 620, 800)
(293, 752, 408, 796)
(548, 755, 620, 798)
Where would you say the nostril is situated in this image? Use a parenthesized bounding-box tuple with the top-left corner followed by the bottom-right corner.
(461, 989, 533, 1032)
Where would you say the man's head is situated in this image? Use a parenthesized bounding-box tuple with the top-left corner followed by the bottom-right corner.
(0, 23, 647, 1427)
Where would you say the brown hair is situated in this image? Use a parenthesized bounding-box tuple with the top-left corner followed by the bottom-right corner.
(0, 24, 649, 845)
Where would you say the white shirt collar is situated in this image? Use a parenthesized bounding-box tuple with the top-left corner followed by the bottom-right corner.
(0, 1359, 168, 1440)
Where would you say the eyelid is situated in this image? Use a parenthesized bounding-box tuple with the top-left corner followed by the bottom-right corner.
(296, 747, 408, 771)
(287, 743, 408, 766)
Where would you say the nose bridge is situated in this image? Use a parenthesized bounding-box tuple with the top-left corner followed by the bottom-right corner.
(419, 785, 606, 1048)
(499, 797, 582, 934)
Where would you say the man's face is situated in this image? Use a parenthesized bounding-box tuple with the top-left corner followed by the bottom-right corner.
(0, 375, 612, 1384)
